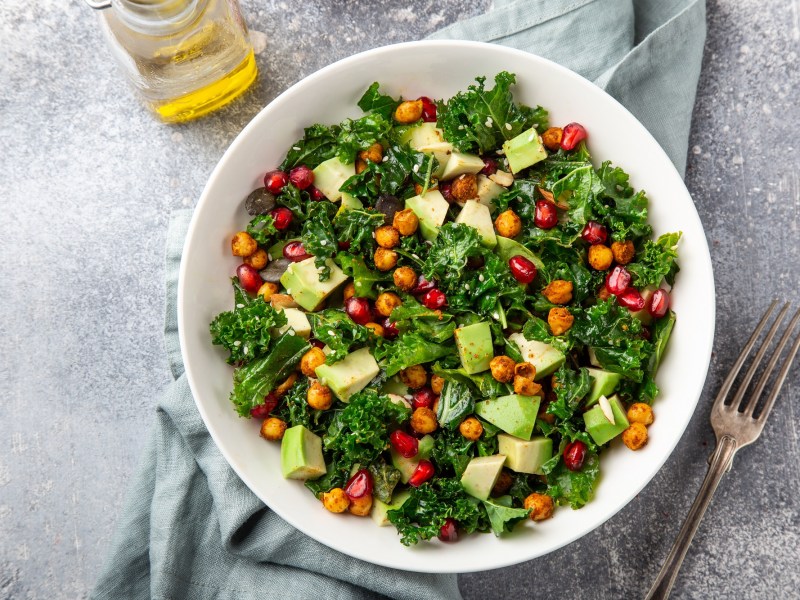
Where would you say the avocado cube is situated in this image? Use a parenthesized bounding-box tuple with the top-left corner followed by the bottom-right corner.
(494, 236, 545, 271)
(455, 321, 494, 374)
(337, 192, 364, 215)
(583, 394, 630, 445)
(371, 490, 412, 526)
(476, 175, 505, 211)
(390, 435, 435, 483)
(475, 394, 540, 440)
(314, 347, 379, 402)
(280, 257, 348, 311)
(460, 455, 507, 500)
(381, 376, 409, 397)
(502, 127, 547, 174)
(455, 200, 497, 248)
(273, 307, 311, 339)
(405, 190, 449, 241)
(312, 157, 355, 201)
(498, 434, 553, 474)
(585, 368, 622, 407)
(398, 122, 452, 178)
(441, 152, 485, 181)
(508, 333, 565, 380)
(280, 425, 326, 480)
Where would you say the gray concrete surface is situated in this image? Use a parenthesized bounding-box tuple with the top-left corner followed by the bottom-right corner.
(1, 0, 799, 598)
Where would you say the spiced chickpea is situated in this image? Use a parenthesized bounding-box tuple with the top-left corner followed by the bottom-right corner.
(300, 347, 326, 377)
(622, 422, 649, 450)
(430, 374, 445, 394)
(611, 240, 635, 265)
(374, 247, 398, 271)
(231, 231, 257, 257)
(393, 266, 417, 291)
(541, 127, 563, 152)
(355, 159, 367, 175)
(343, 282, 356, 301)
(494, 210, 522, 238)
(274, 373, 297, 397)
(375, 225, 400, 249)
(450, 173, 478, 202)
(365, 322, 385, 338)
(588, 244, 614, 271)
(307, 381, 333, 410)
(524, 493, 555, 521)
(260, 417, 287, 441)
(322, 488, 350, 513)
(491, 470, 514, 497)
(627, 403, 655, 426)
(542, 279, 574, 305)
(459, 416, 483, 441)
(410, 407, 438, 434)
(359, 142, 383, 164)
(399, 365, 427, 389)
(548, 307, 574, 335)
(489, 355, 516, 383)
(514, 376, 542, 397)
(258, 282, 279, 302)
(243, 248, 268, 270)
(375, 292, 402, 317)
(348, 494, 373, 517)
(514, 362, 537, 380)
(394, 100, 424, 123)
(393, 209, 419, 236)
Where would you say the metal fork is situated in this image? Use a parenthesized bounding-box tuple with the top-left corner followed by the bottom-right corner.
(645, 300, 800, 600)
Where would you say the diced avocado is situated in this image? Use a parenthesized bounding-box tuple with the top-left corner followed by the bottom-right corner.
(371, 490, 412, 526)
(337, 192, 364, 215)
(314, 347, 379, 402)
(381, 377, 409, 397)
(312, 157, 355, 201)
(441, 152, 485, 181)
(498, 434, 553, 474)
(508, 333, 565, 380)
(583, 394, 630, 445)
(502, 127, 547, 174)
(280, 425, 326, 480)
(494, 236, 545, 271)
(460, 455, 507, 500)
(631, 286, 657, 325)
(406, 190, 449, 241)
(476, 175, 505, 210)
(455, 321, 494, 374)
(280, 257, 348, 311)
(273, 307, 311, 339)
(585, 368, 622, 407)
(455, 200, 497, 248)
(475, 394, 540, 440)
(398, 123, 452, 179)
(420, 142, 452, 179)
(390, 435, 435, 483)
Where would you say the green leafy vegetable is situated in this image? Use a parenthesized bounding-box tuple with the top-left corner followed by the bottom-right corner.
(546, 365, 591, 420)
(245, 214, 278, 246)
(627, 232, 682, 287)
(307, 309, 371, 364)
(358, 82, 401, 120)
(436, 380, 475, 430)
(431, 428, 474, 478)
(391, 296, 456, 343)
(333, 208, 383, 256)
(335, 253, 389, 300)
(300, 201, 337, 280)
(378, 333, 456, 376)
(543, 449, 600, 509)
(369, 461, 402, 504)
(482, 496, 531, 535)
(280, 124, 338, 171)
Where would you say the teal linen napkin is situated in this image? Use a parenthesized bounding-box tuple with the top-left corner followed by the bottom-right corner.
(92, 1, 705, 598)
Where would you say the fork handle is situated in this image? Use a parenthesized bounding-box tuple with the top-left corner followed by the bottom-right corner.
(644, 435, 738, 600)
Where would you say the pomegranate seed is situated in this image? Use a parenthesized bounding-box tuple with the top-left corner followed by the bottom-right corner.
(422, 288, 447, 310)
(439, 182, 454, 203)
(250, 393, 278, 419)
(648, 289, 671, 318)
(618, 288, 645, 311)
(605, 265, 632, 295)
(309, 338, 325, 349)
(560, 123, 588, 151)
(412, 276, 436, 296)
(412, 387, 436, 410)
(308, 185, 325, 201)
(438, 518, 459, 542)
(390, 430, 419, 458)
(344, 469, 373, 500)
(345, 297, 373, 325)
(508, 255, 537, 284)
(480, 157, 498, 176)
(534, 200, 559, 229)
(282, 241, 312, 262)
(264, 170, 289, 194)
(269, 207, 293, 230)
(338, 240, 351, 250)
(408, 459, 435, 487)
(236, 264, 263, 294)
(581, 221, 608, 245)
(419, 96, 437, 122)
(382, 318, 399, 340)
(289, 165, 314, 190)
(563, 440, 586, 471)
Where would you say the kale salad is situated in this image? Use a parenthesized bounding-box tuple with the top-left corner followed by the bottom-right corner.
(209, 72, 680, 545)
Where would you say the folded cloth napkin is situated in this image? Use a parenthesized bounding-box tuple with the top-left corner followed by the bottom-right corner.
(92, 1, 705, 598)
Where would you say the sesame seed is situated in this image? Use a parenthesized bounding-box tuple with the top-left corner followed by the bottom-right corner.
(492, 312, 500, 320)
(382, 156, 389, 162)
(464, 284, 470, 290)
(412, 164, 420, 173)
(233, 340, 241, 346)
(528, 134, 535, 142)
(287, 330, 295, 336)
(505, 123, 512, 131)
(320, 240, 328, 246)
(478, 274, 485, 282)
(412, 253, 420, 260)
(292, 146, 301, 151)
(236, 303, 244, 309)
(328, 330, 335, 336)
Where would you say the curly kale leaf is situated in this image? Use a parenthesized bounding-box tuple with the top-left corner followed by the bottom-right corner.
(300, 201, 337, 280)
(432, 363, 511, 399)
(594, 161, 653, 242)
(378, 333, 456, 377)
(335, 114, 393, 163)
(422, 222, 483, 283)
(333, 208, 383, 256)
(627, 232, 682, 287)
(542, 444, 600, 509)
(280, 123, 338, 171)
(340, 144, 436, 202)
(390, 295, 456, 343)
(277, 184, 308, 221)
(307, 309, 371, 364)
(482, 496, 531, 536)
(546, 364, 591, 420)
(369, 461, 402, 504)
(245, 214, 278, 246)
(435, 380, 475, 430)
(357, 82, 401, 120)
(636, 310, 677, 404)
(335, 253, 389, 300)
(431, 427, 474, 478)
(273, 378, 333, 437)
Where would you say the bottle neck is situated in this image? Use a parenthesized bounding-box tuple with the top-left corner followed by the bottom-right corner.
(109, 0, 207, 35)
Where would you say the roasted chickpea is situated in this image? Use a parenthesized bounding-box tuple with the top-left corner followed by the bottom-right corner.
(355, 159, 367, 174)
(432, 397, 440, 415)
(514, 362, 537, 380)
(260, 417, 287, 441)
(450, 173, 478, 202)
(541, 127, 563, 152)
(514, 376, 543, 397)
(430, 374, 445, 394)
(548, 307, 575, 335)
(542, 279, 574, 305)
(491, 470, 514, 497)
(588, 244, 614, 271)
(359, 142, 383, 164)
(393, 266, 417, 291)
(494, 210, 522, 238)
(343, 282, 356, 301)
(538, 407, 556, 425)
(622, 422, 649, 450)
(459, 416, 483, 441)
(394, 99, 424, 124)
(411, 407, 438, 434)
(393, 208, 419, 236)
(348, 494, 373, 517)
(258, 281, 279, 302)
(374, 247, 398, 271)
(399, 365, 427, 389)
(231, 231, 257, 257)
(611, 240, 636, 265)
(489, 355, 516, 383)
(307, 380, 333, 410)
(375, 292, 402, 317)
(524, 493, 555, 521)
(365, 322, 385, 337)
(375, 225, 400, 249)
(322, 488, 350, 513)
(243, 248, 268, 270)
(274, 373, 298, 398)
(627, 402, 655, 426)
(300, 347, 326, 377)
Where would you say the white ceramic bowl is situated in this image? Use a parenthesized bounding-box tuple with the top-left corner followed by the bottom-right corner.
(178, 40, 715, 573)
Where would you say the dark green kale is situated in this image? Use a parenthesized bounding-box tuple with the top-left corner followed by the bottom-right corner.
(627, 232, 682, 287)
(358, 82, 401, 120)
(637, 310, 676, 404)
(594, 161, 653, 243)
(276, 184, 308, 221)
(435, 380, 475, 430)
(431, 428, 474, 478)
(300, 201, 337, 280)
(377, 332, 456, 376)
(245, 214, 278, 246)
(307, 309, 371, 364)
(432, 364, 510, 399)
(369, 461, 402, 504)
(546, 364, 591, 420)
(335, 254, 389, 300)
(390, 295, 456, 343)
(542, 447, 600, 509)
(482, 496, 531, 536)
(333, 208, 383, 256)
(340, 144, 435, 202)
(280, 123, 338, 170)
(335, 114, 393, 163)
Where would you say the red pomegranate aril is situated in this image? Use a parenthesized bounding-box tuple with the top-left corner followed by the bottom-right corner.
(382, 318, 399, 340)
(308, 185, 325, 201)
(581, 220, 608, 245)
(605, 265, 632, 295)
(508, 255, 537, 284)
(419, 96, 437, 122)
(618, 287, 645, 311)
(289, 164, 314, 190)
(345, 297, 373, 325)
(480, 157, 498, 176)
(250, 392, 278, 419)
(560, 122, 588, 151)
(269, 207, 293, 230)
(439, 182, 454, 203)
(412, 275, 436, 295)
(563, 440, 587, 471)
(310, 338, 325, 349)
(648, 289, 671, 318)
(408, 459, 435, 487)
(534, 200, 559, 229)
(412, 387, 437, 410)
(282, 241, 312, 262)
(438, 518, 459, 542)
(338, 240, 351, 250)
(236, 264, 263, 294)
(263, 169, 289, 194)
(344, 469, 373, 500)
(422, 288, 447, 310)
(390, 430, 419, 459)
